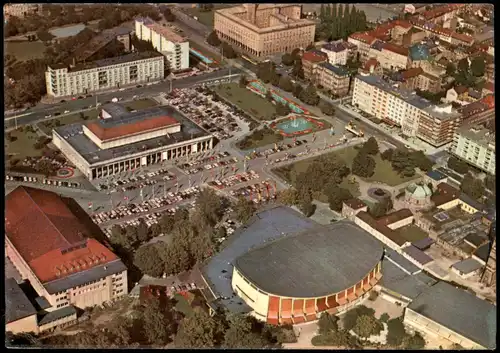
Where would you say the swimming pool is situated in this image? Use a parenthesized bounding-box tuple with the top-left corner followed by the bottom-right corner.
(247, 80, 309, 115)
(189, 48, 215, 64)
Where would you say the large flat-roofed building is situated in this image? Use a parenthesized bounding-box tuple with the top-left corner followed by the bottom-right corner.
(449, 125, 495, 175)
(231, 220, 384, 324)
(45, 51, 164, 98)
(352, 73, 462, 146)
(214, 4, 316, 58)
(5, 186, 128, 313)
(135, 17, 189, 71)
(52, 105, 214, 180)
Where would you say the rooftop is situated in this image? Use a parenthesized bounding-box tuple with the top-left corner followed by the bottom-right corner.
(426, 170, 447, 181)
(136, 17, 187, 43)
(356, 209, 414, 247)
(406, 182, 432, 198)
(408, 281, 496, 349)
(457, 125, 495, 150)
(402, 245, 434, 266)
(349, 32, 377, 45)
(343, 198, 367, 210)
(5, 186, 122, 285)
(430, 182, 460, 207)
(202, 206, 318, 313)
(54, 105, 209, 165)
(473, 242, 491, 263)
(302, 50, 328, 63)
(5, 278, 38, 323)
(383, 42, 409, 57)
(322, 41, 348, 53)
(318, 62, 349, 77)
(451, 258, 483, 274)
(38, 306, 77, 326)
(234, 221, 383, 298)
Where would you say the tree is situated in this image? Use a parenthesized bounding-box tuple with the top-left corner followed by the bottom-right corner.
(278, 188, 299, 206)
(206, 31, 221, 47)
(352, 150, 376, 178)
(162, 7, 176, 22)
(326, 185, 352, 212)
(361, 137, 379, 155)
(291, 59, 304, 80)
(470, 56, 486, 77)
(292, 83, 303, 98)
(276, 102, 292, 116)
(306, 43, 315, 51)
(196, 188, 226, 227)
(318, 312, 339, 334)
(270, 71, 281, 86)
(379, 313, 390, 323)
(134, 244, 164, 278)
(158, 213, 176, 234)
(391, 149, 415, 174)
(141, 297, 174, 345)
(239, 75, 248, 88)
(485, 174, 495, 193)
(446, 63, 456, 76)
(410, 151, 434, 172)
(311, 330, 352, 347)
(343, 305, 375, 331)
(447, 155, 469, 174)
(175, 308, 221, 348)
(257, 61, 276, 83)
(291, 48, 301, 60)
(319, 100, 335, 116)
(221, 42, 236, 59)
(136, 218, 150, 243)
(386, 317, 406, 347)
(369, 197, 393, 218)
(460, 173, 485, 200)
(234, 196, 256, 223)
(402, 332, 426, 349)
(353, 315, 383, 339)
(34, 159, 55, 177)
(299, 84, 320, 105)
(223, 315, 272, 349)
(281, 53, 294, 66)
(278, 75, 294, 92)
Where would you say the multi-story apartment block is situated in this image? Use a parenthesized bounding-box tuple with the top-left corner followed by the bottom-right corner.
(135, 17, 189, 71)
(352, 73, 461, 147)
(378, 43, 410, 71)
(301, 50, 328, 82)
(214, 4, 315, 58)
(4, 3, 41, 18)
(5, 186, 128, 320)
(45, 51, 164, 98)
(316, 63, 350, 97)
(449, 125, 495, 175)
(320, 41, 349, 66)
(348, 33, 377, 62)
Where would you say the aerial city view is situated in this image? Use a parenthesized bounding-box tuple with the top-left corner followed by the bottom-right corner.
(5, 3, 496, 349)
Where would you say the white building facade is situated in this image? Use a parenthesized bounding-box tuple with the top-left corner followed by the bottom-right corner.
(135, 18, 190, 71)
(449, 126, 495, 175)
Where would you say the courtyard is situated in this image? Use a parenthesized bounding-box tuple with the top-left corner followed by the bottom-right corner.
(395, 224, 429, 243)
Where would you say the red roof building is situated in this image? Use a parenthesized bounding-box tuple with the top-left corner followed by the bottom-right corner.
(5, 186, 127, 308)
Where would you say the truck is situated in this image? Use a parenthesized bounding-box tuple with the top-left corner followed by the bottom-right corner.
(111, 97, 118, 103)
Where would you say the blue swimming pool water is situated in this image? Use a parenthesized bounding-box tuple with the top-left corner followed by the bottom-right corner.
(190, 49, 213, 64)
(248, 81, 305, 114)
(276, 117, 313, 134)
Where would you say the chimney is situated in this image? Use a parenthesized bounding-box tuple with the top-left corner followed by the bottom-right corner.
(244, 4, 257, 24)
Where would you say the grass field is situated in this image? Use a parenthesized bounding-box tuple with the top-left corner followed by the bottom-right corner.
(183, 5, 232, 28)
(5, 41, 47, 61)
(396, 224, 429, 243)
(215, 83, 277, 121)
(5, 128, 43, 161)
(124, 98, 158, 111)
(38, 110, 99, 135)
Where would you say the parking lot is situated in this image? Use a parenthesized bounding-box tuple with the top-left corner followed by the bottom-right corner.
(229, 180, 277, 204)
(165, 87, 247, 141)
(208, 170, 261, 190)
(96, 168, 176, 193)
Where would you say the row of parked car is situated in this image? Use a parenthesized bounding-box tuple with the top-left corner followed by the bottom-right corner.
(5, 175, 81, 188)
(181, 156, 239, 175)
(97, 169, 175, 191)
(208, 170, 260, 190)
(92, 187, 201, 227)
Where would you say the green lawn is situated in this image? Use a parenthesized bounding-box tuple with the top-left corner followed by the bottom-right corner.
(124, 98, 158, 111)
(183, 5, 232, 28)
(5, 40, 47, 61)
(38, 110, 99, 135)
(5, 128, 43, 161)
(396, 224, 429, 243)
(173, 293, 194, 317)
(215, 83, 277, 121)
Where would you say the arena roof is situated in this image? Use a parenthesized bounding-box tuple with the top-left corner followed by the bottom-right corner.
(55, 106, 210, 165)
(234, 221, 384, 298)
(5, 186, 123, 286)
(86, 115, 179, 141)
(6, 278, 38, 323)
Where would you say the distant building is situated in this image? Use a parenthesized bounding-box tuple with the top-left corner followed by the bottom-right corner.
(135, 17, 190, 71)
(4, 4, 41, 18)
(45, 51, 164, 98)
(214, 4, 315, 58)
(449, 124, 495, 175)
(5, 186, 128, 318)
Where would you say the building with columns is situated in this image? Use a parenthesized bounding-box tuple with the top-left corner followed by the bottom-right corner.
(214, 4, 315, 58)
(230, 221, 383, 325)
(52, 105, 214, 180)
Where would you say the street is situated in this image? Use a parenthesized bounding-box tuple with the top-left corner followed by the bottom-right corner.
(5, 67, 242, 128)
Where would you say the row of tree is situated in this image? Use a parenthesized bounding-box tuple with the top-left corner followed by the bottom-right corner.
(206, 31, 237, 58)
(381, 147, 434, 177)
(317, 4, 368, 41)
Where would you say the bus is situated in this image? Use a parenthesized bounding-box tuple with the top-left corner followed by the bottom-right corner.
(241, 55, 258, 66)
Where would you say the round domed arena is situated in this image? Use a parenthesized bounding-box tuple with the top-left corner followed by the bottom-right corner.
(405, 182, 433, 210)
(231, 221, 384, 325)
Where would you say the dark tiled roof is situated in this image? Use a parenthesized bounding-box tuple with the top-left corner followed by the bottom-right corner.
(451, 258, 483, 274)
(459, 193, 486, 212)
(385, 248, 421, 274)
(5, 278, 37, 323)
(408, 281, 496, 349)
(318, 62, 349, 76)
(402, 245, 433, 266)
(412, 237, 435, 250)
(380, 259, 436, 300)
(383, 43, 409, 57)
(465, 232, 489, 248)
(431, 182, 460, 206)
(473, 242, 491, 263)
(302, 50, 327, 63)
(235, 221, 383, 297)
(34, 296, 51, 310)
(343, 198, 367, 210)
(38, 306, 77, 326)
(356, 210, 413, 247)
(426, 170, 447, 181)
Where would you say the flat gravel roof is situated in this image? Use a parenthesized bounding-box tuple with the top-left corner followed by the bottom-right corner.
(234, 221, 384, 298)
